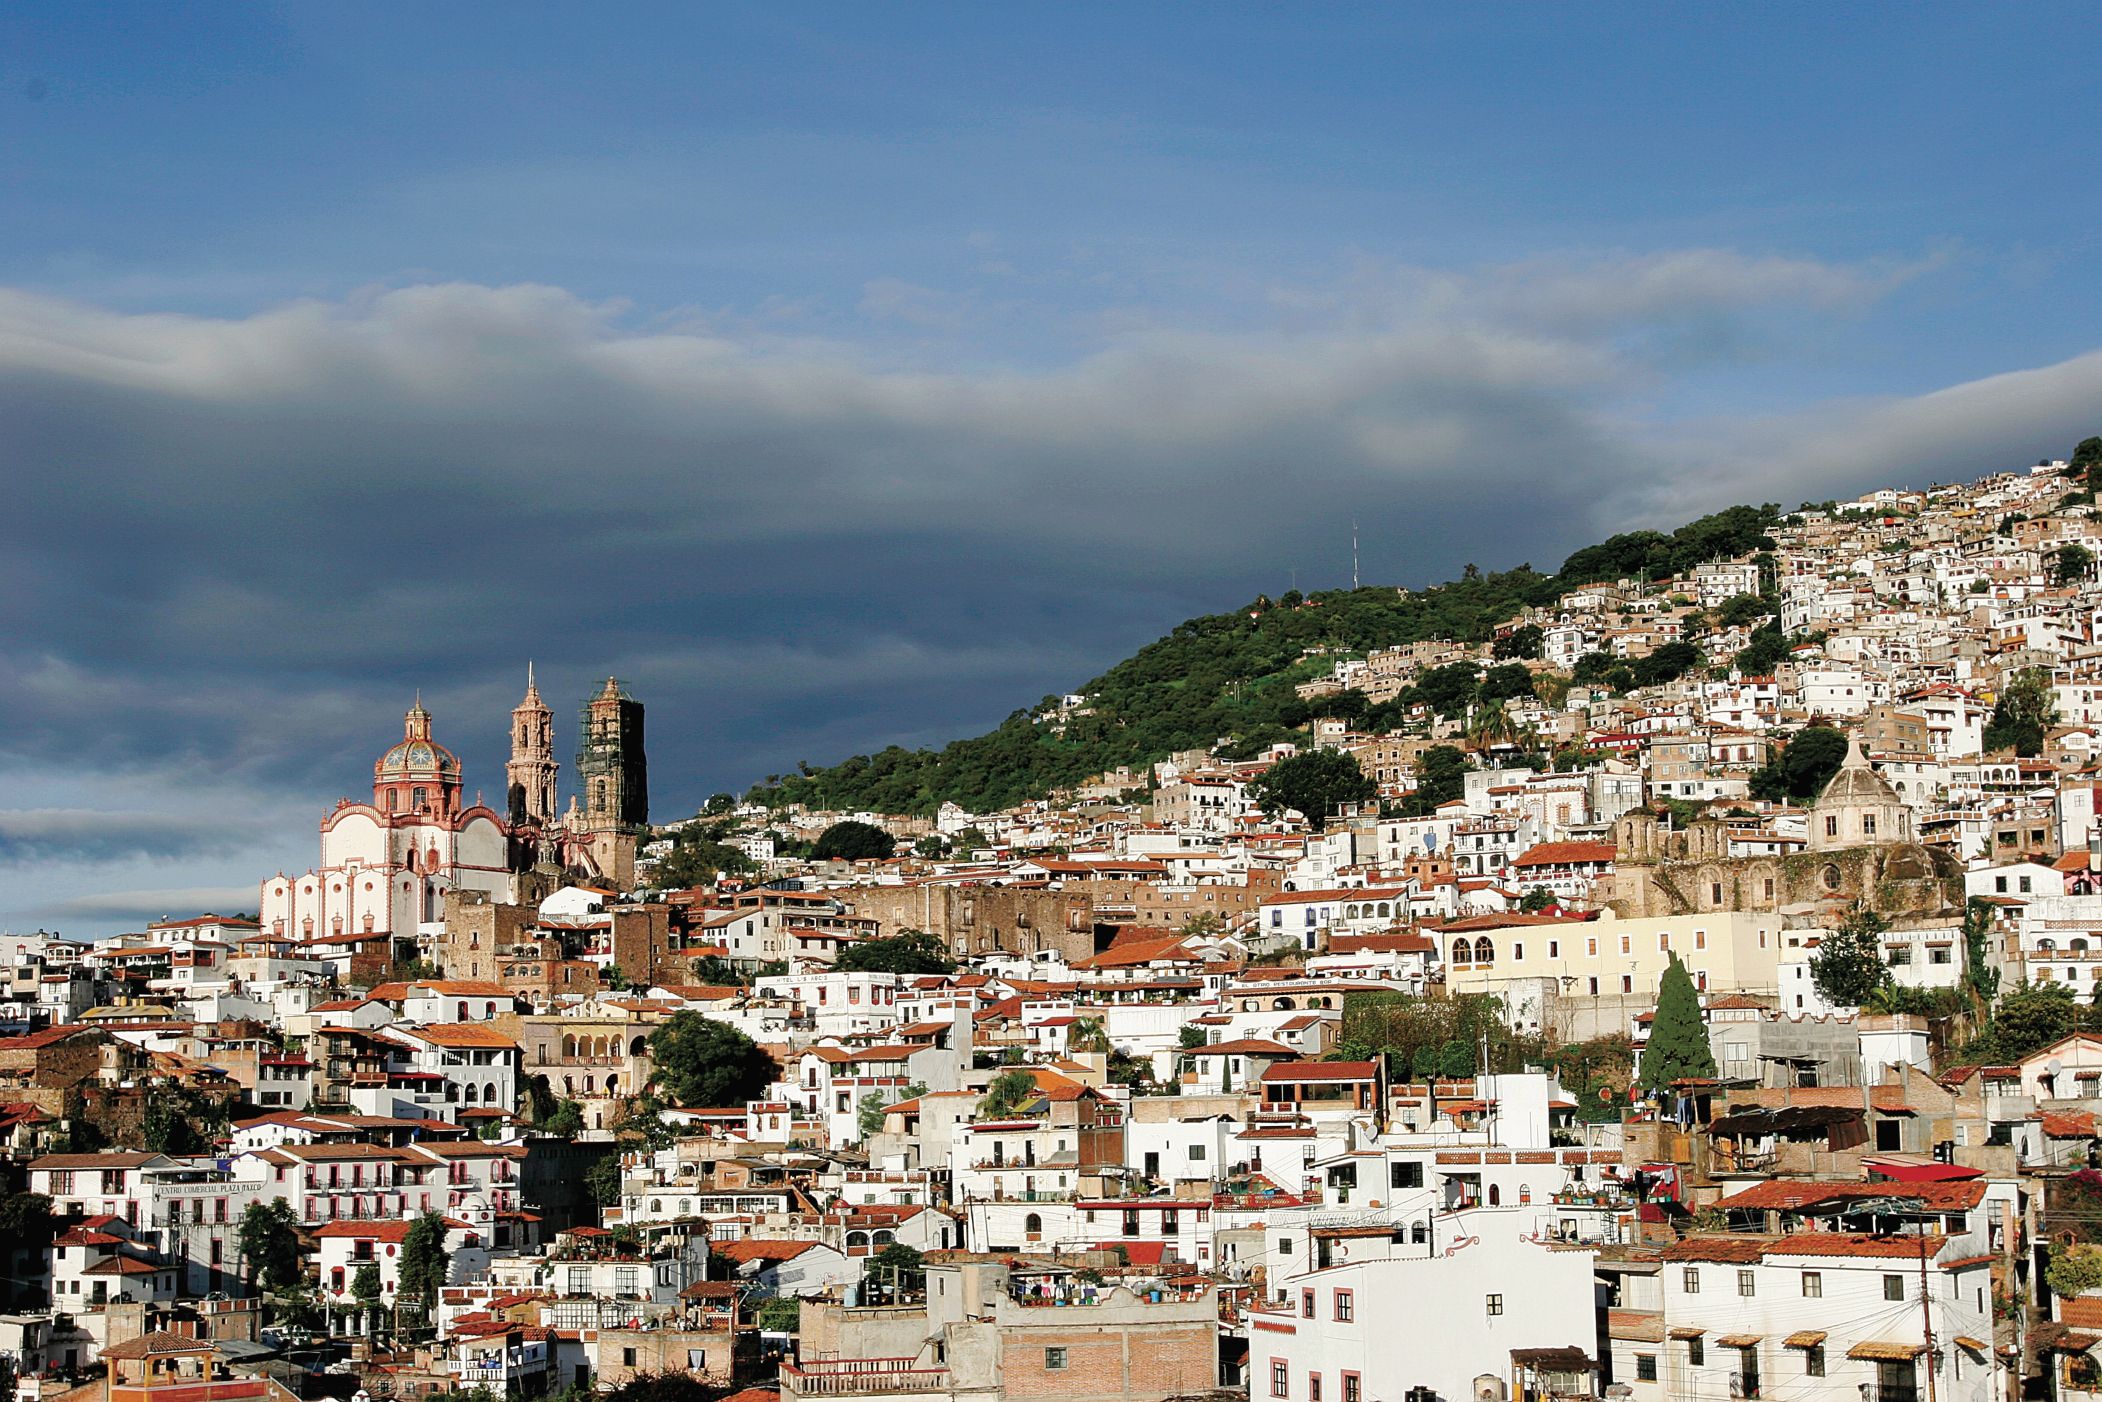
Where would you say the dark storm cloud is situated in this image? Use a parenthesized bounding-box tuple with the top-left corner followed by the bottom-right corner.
(0, 809, 255, 865)
(2, 255, 2096, 819)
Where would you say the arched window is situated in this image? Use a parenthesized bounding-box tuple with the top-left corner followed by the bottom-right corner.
(1411, 1222, 1427, 1243)
(1345, 905, 1360, 921)
(847, 1231, 869, 1249)
(1024, 1213, 1043, 1235)
(873, 1230, 894, 1245)
(1377, 903, 1391, 918)
(562, 1035, 577, 1058)
(1476, 938, 1495, 965)
(1488, 1183, 1501, 1205)
(630, 1036, 647, 1056)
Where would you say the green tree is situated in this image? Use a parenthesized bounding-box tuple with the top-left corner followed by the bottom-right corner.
(2057, 543, 2095, 587)
(833, 930, 957, 975)
(237, 1199, 304, 1296)
(755, 1296, 802, 1332)
(2073, 436, 2102, 480)
(587, 1155, 624, 1209)
(142, 1087, 205, 1154)
(1178, 1025, 1210, 1051)
(1984, 981, 2082, 1062)
(1637, 954, 1717, 1092)
(1518, 887, 1556, 913)
(351, 1263, 384, 1336)
(813, 821, 897, 861)
(654, 838, 756, 889)
(1408, 662, 1483, 717)
(913, 834, 951, 859)
(1985, 666, 2058, 757)
(867, 1243, 926, 1298)
(396, 1211, 450, 1339)
(539, 1098, 585, 1138)
(1810, 905, 1894, 1008)
(1629, 641, 1702, 688)
(1749, 723, 1849, 802)
(1248, 750, 1376, 831)
(1715, 593, 1771, 628)
(978, 1069, 1037, 1118)
(1962, 897, 2002, 1014)
(647, 1013, 780, 1108)
(1407, 746, 1470, 813)
(1492, 625, 1544, 660)
(858, 1081, 927, 1138)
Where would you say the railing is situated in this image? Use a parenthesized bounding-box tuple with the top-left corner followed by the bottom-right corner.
(781, 1361, 951, 1397)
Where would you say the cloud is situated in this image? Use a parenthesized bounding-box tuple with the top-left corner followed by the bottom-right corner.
(0, 809, 254, 865)
(0, 247, 2093, 935)
(36, 886, 262, 922)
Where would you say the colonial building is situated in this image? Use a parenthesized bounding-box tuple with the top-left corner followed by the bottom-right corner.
(260, 700, 511, 943)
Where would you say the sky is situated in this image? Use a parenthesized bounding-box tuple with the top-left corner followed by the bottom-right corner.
(5, 3, 2102, 933)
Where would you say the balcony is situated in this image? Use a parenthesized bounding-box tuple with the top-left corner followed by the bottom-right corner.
(781, 1360, 951, 1398)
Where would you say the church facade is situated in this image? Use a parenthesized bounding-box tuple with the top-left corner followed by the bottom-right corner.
(1606, 735, 1961, 922)
(260, 675, 649, 944)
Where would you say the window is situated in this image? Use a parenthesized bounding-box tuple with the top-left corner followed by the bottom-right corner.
(1391, 1161, 1423, 1189)
(1334, 1290, 1353, 1322)
(1302, 1289, 1316, 1319)
(1884, 1273, 1906, 1301)
(1687, 1338, 1704, 1367)
(1804, 1345, 1825, 1377)
(1271, 1361, 1288, 1398)
(1825, 816, 1839, 837)
(1485, 1294, 1503, 1316)
(1309, 1375, 1322, 1402)
(1930, 946, 1952, 964)
(1738, 1269, 1755, 1297)
(1801, 1270, 1822, 1298)
(1548, 941, 1559, 957)
(1342, 1374, 1360, 1402)
(1189, 1144, 1207, 1161)
(1635, 1355, 1657, 1382)
(1683, 1268, 1700, 1293)
(1048, 1349, 1069, 1373)
(622, 1349, 638, 1367)
(1277, 1236, 1294, 1256)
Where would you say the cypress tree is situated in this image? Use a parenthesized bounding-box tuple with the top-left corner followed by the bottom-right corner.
(1638, 953, 1716, 1093)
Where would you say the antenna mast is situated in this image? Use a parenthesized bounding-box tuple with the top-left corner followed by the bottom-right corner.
(1352, 519, 1360, 590)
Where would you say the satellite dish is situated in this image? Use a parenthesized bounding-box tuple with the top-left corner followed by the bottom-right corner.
(2048, 1057, 2065, 1078)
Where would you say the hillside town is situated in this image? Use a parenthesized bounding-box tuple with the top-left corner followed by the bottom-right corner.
(22, 450, 2102, 1402)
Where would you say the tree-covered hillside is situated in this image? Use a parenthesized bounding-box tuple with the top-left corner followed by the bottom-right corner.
(747, 504, 1780, 815)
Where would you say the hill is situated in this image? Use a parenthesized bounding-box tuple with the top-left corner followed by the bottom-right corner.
(746, 503, 1783, 815)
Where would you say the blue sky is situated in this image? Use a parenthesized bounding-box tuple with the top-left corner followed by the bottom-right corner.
(4, 3, 2102, 931)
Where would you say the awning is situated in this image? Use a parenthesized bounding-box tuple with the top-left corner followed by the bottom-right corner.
(1715, 1335, 1763, 1348)
(2043, 1331, 2102, 1353)
(1952, 1337, 1988, 1354)
(1849, 1341, 1928, 1362)
(1668, 1327, 1707, 1340)
(1783, 1332, 1827, 1350)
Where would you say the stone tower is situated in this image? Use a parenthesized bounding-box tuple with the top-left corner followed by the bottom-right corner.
(577, 676, 649, 832)
(506, 664, 558, 827)
(1809, 732, 1914, 851)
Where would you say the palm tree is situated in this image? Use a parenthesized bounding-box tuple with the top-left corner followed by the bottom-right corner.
(1068, 1016, 1111, 1055)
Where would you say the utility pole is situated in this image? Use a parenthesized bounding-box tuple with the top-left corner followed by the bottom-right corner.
(1919, 1220, 1939, 1402)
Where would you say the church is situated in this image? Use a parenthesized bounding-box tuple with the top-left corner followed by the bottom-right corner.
(259, 672, 648, 944)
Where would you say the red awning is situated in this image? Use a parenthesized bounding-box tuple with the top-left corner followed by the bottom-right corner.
(1863, 1157, 1982, 1183)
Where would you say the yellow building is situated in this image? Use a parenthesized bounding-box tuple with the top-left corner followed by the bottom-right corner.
(1434, 908, 1784, 1000)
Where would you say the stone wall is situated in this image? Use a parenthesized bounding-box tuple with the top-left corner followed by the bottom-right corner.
(834, 885, 1106, 959)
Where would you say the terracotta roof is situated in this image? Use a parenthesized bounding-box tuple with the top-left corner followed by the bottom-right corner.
(714, 1239, 820, 1264)
(1765, 1232, 1947, 1260)
(1511, 841, 1617, 867)
(1659, 1236, 1772, 1264)
(1714, 1179, 1984, 1212)
(411, 1024, 520, 1049)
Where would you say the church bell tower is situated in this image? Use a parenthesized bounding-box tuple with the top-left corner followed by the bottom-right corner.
(506, 664, 559, 826)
